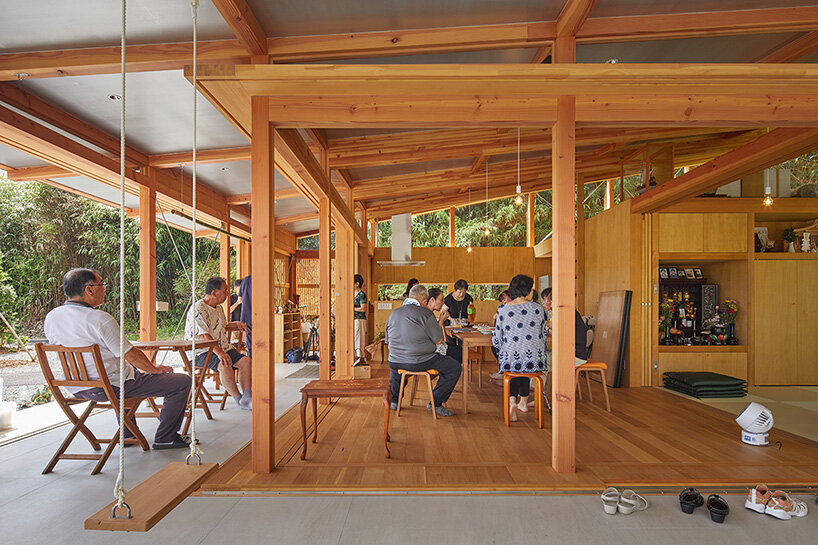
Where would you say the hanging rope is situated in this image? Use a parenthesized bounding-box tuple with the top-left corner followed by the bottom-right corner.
(111, 0, 131, 520)
(186, 0, 203, 466)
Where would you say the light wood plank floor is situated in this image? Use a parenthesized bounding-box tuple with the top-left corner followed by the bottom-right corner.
(199, 366, 818, 492)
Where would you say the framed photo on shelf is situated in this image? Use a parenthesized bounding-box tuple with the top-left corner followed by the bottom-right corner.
(668, 267, 678, 279)
(694, 268, 703, 279)
(659, 267, 669, 279)
(684, 268, 696, 279)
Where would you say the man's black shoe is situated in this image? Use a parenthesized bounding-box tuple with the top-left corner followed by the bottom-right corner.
(152, 433, 192, 450)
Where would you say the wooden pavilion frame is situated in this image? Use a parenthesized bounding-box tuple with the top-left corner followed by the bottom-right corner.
(4, 1, 818, 483)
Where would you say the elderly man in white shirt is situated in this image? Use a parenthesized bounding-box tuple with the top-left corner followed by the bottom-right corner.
(44, 268, 192, 449)
(185, 276, 252, 410)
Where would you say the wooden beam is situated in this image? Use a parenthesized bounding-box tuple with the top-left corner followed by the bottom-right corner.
(0, 82, 148, 166)
(0, 40, 248, 81)
(220, 223, 231, 318)
(527, 193, 535, 247)
(531, 45, 552, 64)
(5, 164, 74, 180)
(139, 183, 156, 342)
(275, 212, 317, 225)
(335, 225, 354, 379)
(250, 96, 275, 474)
(575, 175, 585, 315)
(557, 0, 600, 37)
(631, 128, 818, 214)
(226, 187, 303, 205)
(212, 0, 268, 57)
(755, 31, 818, 63)
(577, 7, 818, 43)
(449, 206, 456, 247)
(149, 147, 251, 168)
(31, 177, 135, 213)
(319, 196, 332, 386)
(273, 128, 367, 245)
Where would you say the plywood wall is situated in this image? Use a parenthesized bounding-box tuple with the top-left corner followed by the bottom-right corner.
(373, 246, 536, 286)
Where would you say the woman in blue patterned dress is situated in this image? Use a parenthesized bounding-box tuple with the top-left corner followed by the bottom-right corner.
(492, 274, 547, 422)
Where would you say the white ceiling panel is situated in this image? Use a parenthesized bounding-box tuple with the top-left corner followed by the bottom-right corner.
(0, 1, 232, 53)
(43, 175, 141, 210)
(593, 0, 818, 18)
(0, 144, 49, 170)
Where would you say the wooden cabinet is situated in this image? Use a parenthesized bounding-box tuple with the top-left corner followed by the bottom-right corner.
(274, 312, 301, 363)
(659, 213, 747, 253)
(657, 348, 748, 380)
(754, 260, 818, 385)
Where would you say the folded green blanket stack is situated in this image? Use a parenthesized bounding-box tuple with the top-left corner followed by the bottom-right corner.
(663, 371, 747, 398)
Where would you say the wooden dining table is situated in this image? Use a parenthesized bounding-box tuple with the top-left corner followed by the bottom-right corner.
(448, 326, 493, 414)
(132, 339, 217, 433)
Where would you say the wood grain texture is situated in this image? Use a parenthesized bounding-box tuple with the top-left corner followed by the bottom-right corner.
(754, 260, 798, 385)
(197, 366, 818, 491)
(138, 185, 156, 342)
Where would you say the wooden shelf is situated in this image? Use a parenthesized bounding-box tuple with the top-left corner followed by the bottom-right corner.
(659, 252, 747, 263)
(755, 253, 818, 260)
(658, 345, 747, 353)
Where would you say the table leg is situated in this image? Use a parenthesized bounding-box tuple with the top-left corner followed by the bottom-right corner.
(311, 397, 318, 443)
(300, 394, 308, 460)
(461, 339, 469, 414)
(383, 392, 391, 458)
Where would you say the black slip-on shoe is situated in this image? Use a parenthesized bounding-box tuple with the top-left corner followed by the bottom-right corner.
(152, 433, 192, 450)
(707, 494, 730, 523)
(679, 488, 704, 514)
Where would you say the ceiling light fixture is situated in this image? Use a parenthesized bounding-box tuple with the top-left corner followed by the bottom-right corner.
(515, 127, 523, 206)
(762, 186, 774, 207)
(108, 94, 122, 101)
(605, 59, 618, 64)
(220, 167, 229, 171)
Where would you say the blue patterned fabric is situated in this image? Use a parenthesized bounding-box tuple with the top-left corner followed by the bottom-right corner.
(492, 301, 547, 374)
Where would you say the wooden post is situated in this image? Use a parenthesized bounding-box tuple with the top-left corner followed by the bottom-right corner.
(605, 179, 614, 209)
(551, 34, 577, 474)
(449, 206, 456, 247)
(576, 176, 585, 314)
(526, 193, 536, 247)
(335, 225, 355, 379)
(288, 254, 297, 302)
(250, 96, 276, 474)
(237, 240, 251, 279)
(138, 184, 156, 342)
(319, 196, 332, 384)
(220, 223, 231, 318)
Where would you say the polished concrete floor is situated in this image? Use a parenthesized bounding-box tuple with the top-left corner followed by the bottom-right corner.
(1, 376, 816, 544)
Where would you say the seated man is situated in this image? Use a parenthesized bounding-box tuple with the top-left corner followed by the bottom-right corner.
(185, 277, 252, 410)
(44, 268, 192, 449)
(385, 284, 462, 417)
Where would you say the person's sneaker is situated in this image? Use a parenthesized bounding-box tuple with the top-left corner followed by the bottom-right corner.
(426, 402, 454, 417)
(238, 391, 252, 411)
(390, 402, 398, 411)
(745, 484, 771, 513)
(766, 490, 809, 520)
(152, 433, 192, 450)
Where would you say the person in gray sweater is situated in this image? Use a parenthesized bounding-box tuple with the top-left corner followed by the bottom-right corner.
(385, 284, 462, 417)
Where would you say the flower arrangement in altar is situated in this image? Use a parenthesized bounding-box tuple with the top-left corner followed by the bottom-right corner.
(722, 299, 738, 324)
(659, 302, 675, 333)
(703, 312, 726, 330)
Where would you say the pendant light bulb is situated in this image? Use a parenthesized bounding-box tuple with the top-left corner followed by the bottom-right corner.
(515, 193, 523, 206)
(484, 226, 491, 237)
(762, 186, 774, 207)
(467, 245, 472, 253)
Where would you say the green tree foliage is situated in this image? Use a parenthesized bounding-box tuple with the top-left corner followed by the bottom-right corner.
(0, 178, 221, 335)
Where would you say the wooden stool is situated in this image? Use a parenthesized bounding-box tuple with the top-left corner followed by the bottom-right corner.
(467, 349, 483, 387)
(502, 372, 545, 428)
(575, 359, 611, 412)
(396, 369, 439, 421)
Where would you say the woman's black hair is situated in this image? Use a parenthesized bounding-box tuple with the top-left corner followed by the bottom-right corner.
(454, 279, 468, 291)
(531, 289, 539, 303)
(507, 274, 534, 300)
(402, 278, 419, 297)
(354, 274, 364, 288)
(497, 290, 510, 302)
(427, 287, 443, 301)
(541, 287, 552, 300)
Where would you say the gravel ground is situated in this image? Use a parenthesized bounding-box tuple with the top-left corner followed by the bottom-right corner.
(0, 347, 187, 408)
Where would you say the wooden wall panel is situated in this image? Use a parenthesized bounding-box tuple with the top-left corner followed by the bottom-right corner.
(657, 352, 748, 380)
(584, 202, 631, 316)
(373, 248, 394, 284)
(469, 247, 493, 283)
(658, 213, 703, 252)
(754, 260, 798, 385)
(535, 257, 552, 279)
(414, 246, 453, 282)
(797, 261, 818, 384)
(702, 214, 748, 253)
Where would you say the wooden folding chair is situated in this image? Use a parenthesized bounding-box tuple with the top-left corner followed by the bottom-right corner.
(34, 343, 150, 475)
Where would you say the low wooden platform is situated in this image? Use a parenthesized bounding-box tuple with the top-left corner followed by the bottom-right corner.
(198, 367, 818, 493)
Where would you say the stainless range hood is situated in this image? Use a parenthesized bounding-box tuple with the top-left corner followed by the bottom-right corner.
(377, 213, 426, 267)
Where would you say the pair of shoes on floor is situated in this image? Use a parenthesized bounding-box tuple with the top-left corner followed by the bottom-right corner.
(426, 402, 454, 417)
(152, 433, 192, 450)
(679, 488, 729, 523)
(601, 487, 648, 515)
(237, 389, 252, 411)
(745, 484, 808, 520)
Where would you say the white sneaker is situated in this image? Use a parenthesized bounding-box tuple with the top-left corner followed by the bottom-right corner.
(765, 490, 808, 520)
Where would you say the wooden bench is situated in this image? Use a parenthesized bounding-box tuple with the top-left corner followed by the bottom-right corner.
(299, 379, 392, 460)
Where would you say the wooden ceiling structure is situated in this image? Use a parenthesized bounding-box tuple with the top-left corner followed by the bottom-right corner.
(4, 1, 818, 479)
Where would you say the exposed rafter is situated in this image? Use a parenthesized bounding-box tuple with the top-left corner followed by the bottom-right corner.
(755, 31, 818, 63)
(148, 147, 251, 168)
(556, 0, 600, 37)
(212, 0, 268, 57)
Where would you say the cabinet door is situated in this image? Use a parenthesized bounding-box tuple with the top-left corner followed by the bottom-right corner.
(702, 214, 748, 253)
(754, 261, 799, 385)
(659, 213, 703, 252)
(797, 261, 818, 384)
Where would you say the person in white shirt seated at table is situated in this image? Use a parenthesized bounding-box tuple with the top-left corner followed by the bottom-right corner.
(185, 276, 252, 410)
(44, 268, 192, 449)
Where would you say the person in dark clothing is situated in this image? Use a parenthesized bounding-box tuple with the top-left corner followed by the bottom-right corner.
(238, 275, 252, 357)
(541, 287, 589, 363)
(441, 279, 472, 363)
(229, 279, 242, 322)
